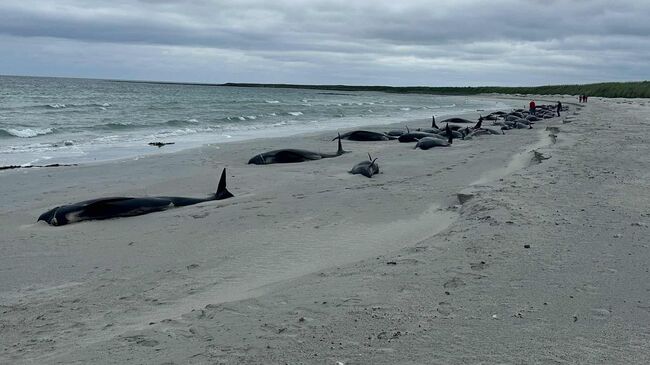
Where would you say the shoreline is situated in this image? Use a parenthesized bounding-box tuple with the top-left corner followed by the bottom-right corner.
(5, 96, 648, 363)
(0, 94, 532, 170)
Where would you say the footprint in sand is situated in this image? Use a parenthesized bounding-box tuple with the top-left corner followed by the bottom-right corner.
(123, 335, 159, 347)
(574, 283, 600, 295)
(437, 301, 455, 316)
(470, 261, 488, 271)
(590, 308, 611, 319)
(443, 277, 466, 289)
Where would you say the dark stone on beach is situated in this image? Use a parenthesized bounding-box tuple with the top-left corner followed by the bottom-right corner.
(386, 261, 397, 265)
(524, 244, 531, 248)
(149, 142, 175, 148)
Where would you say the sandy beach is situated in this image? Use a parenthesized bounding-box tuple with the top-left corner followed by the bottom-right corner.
(2, 96, 650, 364)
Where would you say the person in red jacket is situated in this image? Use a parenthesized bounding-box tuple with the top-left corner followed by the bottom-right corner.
(529, 100, 536, 115)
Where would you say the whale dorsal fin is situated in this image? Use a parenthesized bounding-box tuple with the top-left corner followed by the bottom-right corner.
(216, 168, 234, 200)
(336, 134, 345, 155)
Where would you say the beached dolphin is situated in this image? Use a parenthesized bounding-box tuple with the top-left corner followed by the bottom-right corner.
(386, 129, 406, 137)
(398, 131, 443, 143)
(440, 117, 474, 124)
(465, 128, 504, 139)
(349, 153, 379, 178)
(414, 133, 453, 150)
(414, 124, 454, 150)
(333, 130, 396, 141)
(38, 169, 234, 226)
(248, 136, 346, 165)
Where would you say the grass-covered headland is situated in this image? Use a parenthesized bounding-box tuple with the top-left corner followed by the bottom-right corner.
(222, 81, 650, 98)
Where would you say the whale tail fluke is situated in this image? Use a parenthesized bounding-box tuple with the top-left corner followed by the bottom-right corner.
(368, 158, 378, 177)
(215, 168, 234, 200)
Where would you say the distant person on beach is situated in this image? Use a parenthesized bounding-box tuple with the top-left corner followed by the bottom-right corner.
(584, 95, 588, 103)
(529, 100, 536, 115)
(556, 101, 562, 116)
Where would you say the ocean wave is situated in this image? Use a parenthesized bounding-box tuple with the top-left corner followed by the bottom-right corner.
(428, 103, 456, 109)
(265, 100, 280, 104)
(165, 118, 199, 126)
(97, 122, 148, 130)
(154, 127, 215, 138)
(288, 111, 303, 116)
(0, 127, 54, 138)
(400, 107, 411, 111)
(38, 102, 112, 110)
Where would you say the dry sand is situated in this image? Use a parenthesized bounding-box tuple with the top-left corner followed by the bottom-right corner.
(2, 96, 650, 364)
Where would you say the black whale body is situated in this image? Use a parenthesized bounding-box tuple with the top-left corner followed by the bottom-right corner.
(334, 130, 395, 141)
(248, 138, 345, 165)
(39, 169, 234, 226)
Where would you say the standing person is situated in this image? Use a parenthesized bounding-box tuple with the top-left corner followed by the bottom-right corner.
(556, 101, 562, 116)
(585, 95, 588, 103)
(529, 100, 536, 116)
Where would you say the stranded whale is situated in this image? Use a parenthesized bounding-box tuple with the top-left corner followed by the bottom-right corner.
(248, 136, 346, 165)
(334, 130, 396, 141)
(38, 169, 234, 226)
(349, 153, 379, 178)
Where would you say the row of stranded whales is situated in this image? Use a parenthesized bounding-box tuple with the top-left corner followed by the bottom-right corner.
(39, 105, 566, 224)
(38, 169, 233, 226)
(248, 135, 346, 165)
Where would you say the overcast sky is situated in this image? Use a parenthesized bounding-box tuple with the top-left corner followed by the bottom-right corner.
(0, 0, 648, 86)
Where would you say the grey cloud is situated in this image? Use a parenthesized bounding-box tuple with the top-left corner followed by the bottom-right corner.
(0, 0, 648, 85)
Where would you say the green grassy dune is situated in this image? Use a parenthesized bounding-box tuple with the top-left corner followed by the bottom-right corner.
(222, 81, 650, 98)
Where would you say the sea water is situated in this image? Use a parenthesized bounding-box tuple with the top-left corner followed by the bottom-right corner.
(0, 75, 514, 166)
